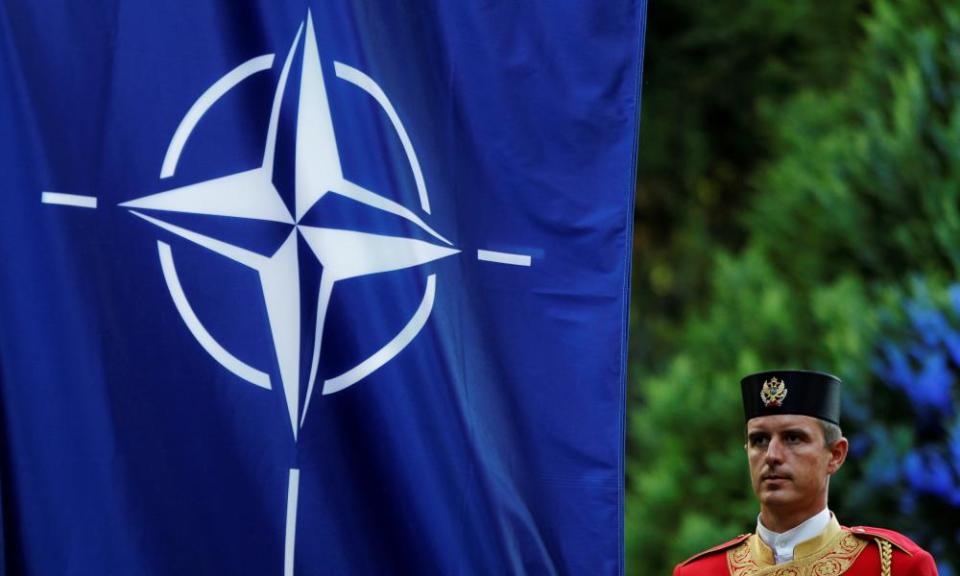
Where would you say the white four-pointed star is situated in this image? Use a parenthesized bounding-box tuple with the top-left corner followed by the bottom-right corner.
(121, 12, 459, 439)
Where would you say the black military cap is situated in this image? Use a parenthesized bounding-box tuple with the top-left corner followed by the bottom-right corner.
(740, 370, 841, 425)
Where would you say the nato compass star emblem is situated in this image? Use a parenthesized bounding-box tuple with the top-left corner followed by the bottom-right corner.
(41, 10, 533, 575)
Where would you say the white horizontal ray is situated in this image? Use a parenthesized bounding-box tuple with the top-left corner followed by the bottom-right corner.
(334, 180, 451, 246)
(158, 241, 271, 390)
(129, 211, 267, 269)
(334, 62, 431, 215)
(296, 10, 343, 220)
(162, 54, 275, 179)
(41, 192, 97, 208)
(322, 274, 437, 395)
(298, 226, 459, 281)
(477, 249, 532, 266)
(121, 169, 293, 224)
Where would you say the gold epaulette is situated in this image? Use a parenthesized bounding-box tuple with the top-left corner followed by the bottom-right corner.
(847, 526, 922, 576)
(874, 537, 892, 576)
(846, 526, 915, 556)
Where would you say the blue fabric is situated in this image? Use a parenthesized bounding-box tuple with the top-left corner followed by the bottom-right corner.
(0, 2, 646, 574)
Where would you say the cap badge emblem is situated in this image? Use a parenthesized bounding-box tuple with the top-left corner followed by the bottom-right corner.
(760, 377, 788, 407)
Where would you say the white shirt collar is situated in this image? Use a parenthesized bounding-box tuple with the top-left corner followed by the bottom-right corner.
(756, 508, 831, 564)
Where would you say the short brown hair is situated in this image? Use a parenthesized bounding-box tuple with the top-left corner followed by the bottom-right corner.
(819, 420, 842, 447)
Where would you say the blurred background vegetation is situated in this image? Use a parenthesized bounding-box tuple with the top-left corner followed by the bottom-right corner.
(626, 0, 960, 573)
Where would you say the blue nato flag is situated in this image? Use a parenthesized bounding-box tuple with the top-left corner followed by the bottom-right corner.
(0, 1, 647, 574)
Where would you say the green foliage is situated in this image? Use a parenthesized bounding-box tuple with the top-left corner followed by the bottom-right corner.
(750, 2, 960, 283)
(631, 0, 864, 368)
(628, 1, 960, 573)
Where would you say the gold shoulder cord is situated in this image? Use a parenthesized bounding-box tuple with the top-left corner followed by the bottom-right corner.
(874, 538, 892, 576)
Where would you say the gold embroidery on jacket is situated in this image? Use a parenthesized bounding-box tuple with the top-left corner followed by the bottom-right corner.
(726, 533, 867, 576)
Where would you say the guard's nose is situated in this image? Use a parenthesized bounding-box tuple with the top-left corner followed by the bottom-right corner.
(764, 436, 785, 466)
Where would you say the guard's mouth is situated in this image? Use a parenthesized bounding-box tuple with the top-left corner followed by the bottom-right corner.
(762, 473, 790, 481)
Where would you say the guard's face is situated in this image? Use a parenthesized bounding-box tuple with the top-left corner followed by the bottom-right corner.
(745, 415, 846, 518)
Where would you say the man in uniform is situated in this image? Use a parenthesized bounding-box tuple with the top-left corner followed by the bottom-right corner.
(674, 370, 938, 575)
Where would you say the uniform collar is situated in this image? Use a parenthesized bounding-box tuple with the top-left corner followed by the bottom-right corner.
(755, 508, 835, 564)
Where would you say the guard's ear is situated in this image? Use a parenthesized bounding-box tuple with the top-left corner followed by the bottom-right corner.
(826, 437, 848, 475)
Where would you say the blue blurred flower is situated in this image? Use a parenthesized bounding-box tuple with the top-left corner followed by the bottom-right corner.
(877, 342, 914, 390)
(949, 284, 960, 316)
(944, 330, 960, 368)
(907, 301, 950, 346)
(951, 423, 960, 465)
(913, 352, 955, 418)
(877, 344, 954, 419)
(903, 449, 960, 507)
(869, 283, 960, 573)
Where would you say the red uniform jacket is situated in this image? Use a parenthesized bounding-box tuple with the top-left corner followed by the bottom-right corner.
(674, 521, 938, 575)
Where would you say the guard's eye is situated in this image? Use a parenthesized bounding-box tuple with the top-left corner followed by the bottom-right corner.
(748, 434, 769, 448)
(784, 432, 805, 444)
